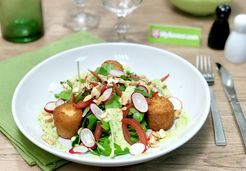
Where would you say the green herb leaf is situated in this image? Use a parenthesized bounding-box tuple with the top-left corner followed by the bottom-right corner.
(96, 137, 112, 156)
(71, 134, 80, 147)
(140, 120, 148, 131)
(105, 94, 121, 109)
(55, 90, 71, 101)
(96, 63, 115, 76)
(114, 143, 129, 156)
(89, 148, 100, 156)
(130, 108, 144, 122)
(135, 87, 151, 98)
(118, 84, 126, 92)
(120, 75, 132, 81)
(66, 80, 73, 89)
(87, 114, 98, 131)
(101, 121, 110, 133)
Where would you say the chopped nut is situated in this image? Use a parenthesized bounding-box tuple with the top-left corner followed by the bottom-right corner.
(83, 94, 92, 102)
(151, 131, 160, 138)
(42, 135, 56, 145)
(129, 81, 138, 86)
(100, 112, 108, 119)
(72, 86, 80, 93)
(158, 129, 167, 139)
(44, 115, 53, 123)
(121, 95, 129, 105)
(91, 86, 101, 98)
(150, 144, 159, 148)
(148, 134, 157, 144)
(96, 95, 104, 105)
(175, 110, 182, 118)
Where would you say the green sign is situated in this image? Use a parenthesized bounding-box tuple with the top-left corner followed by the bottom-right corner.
(147, 24, 202, 47)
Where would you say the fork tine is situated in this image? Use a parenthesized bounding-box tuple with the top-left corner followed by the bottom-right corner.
(207, 56, 212, 74)
(196, 55, 203, 72)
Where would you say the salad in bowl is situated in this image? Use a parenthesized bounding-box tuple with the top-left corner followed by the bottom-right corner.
(39, 59, 188, 158)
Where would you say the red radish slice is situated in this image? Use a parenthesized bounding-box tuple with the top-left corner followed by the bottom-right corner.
(69, 146, 88, 154)
(55, 99, 65, 107)
(44, 101, 56, 113)
(137, 85, 148, 93)
(109, 69, 125, 77)
(90, 103, 104, 120)
(101, 87, 113, 102)
(129, 143, 146, 155)
(131, 92, 148, 113)
(80, 128, 96, 148)
(168, 96, 183, 110)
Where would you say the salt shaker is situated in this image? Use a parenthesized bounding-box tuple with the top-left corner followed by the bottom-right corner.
(208, 4, 231, 50)
(224, 14, 246, 64)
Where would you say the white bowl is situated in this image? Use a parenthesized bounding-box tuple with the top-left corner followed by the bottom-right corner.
(12, 43, 210, 166)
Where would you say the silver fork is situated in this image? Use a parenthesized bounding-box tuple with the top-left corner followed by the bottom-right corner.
(196, 55, 227, 146)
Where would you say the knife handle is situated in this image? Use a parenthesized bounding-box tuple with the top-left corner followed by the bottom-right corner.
(230, 100, 246, 152)
(209, 87, 227, 145)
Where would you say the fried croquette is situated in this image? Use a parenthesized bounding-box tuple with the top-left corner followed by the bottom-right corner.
(147, 96, 175, 131)
(102, 60, 124, 71)
(53, 103, 82, 139)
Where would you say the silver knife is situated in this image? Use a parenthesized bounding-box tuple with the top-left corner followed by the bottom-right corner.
(216, 63, 246, 152)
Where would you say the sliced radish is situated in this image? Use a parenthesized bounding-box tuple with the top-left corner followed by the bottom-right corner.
(69, 146, 88, 154)
(55, 99, 65, 107)
(109, 69, 125, 77)
(80, 128, 96, 148)
(137, 85, 148, 93)
(44, 101, 56, 113)
(129, 143, 146, 155)
(90, 103, 104, 120)
(101, 87, 113, 102)
(168, 96, 183, 110)
(131, 92, 148, 113)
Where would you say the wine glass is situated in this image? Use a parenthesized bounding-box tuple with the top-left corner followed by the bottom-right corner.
(64, 0, 100, 31)
(101, 0, 142, 42)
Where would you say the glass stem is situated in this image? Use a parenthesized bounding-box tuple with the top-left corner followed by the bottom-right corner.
(115, 16, 129, 41)
(75, 0, 86, 13)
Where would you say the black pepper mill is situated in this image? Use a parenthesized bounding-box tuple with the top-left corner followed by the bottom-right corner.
(208, 4, 231, 50)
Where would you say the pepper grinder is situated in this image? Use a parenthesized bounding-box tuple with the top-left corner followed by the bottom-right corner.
(224, 14, 246, 64)
(208, 4, 231, 50)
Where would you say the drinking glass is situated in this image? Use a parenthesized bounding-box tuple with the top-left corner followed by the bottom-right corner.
(101, 0, 142, 42)
(0, 0, 44, 43)
(64, 0, 99, 31)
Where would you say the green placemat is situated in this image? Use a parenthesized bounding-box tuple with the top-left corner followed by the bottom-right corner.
(0, 32, 103, 171)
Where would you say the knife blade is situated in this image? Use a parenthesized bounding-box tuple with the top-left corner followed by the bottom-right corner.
(216, 63, 246, 152)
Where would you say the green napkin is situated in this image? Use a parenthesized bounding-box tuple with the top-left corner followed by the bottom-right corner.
(0, 31, 103, 171)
